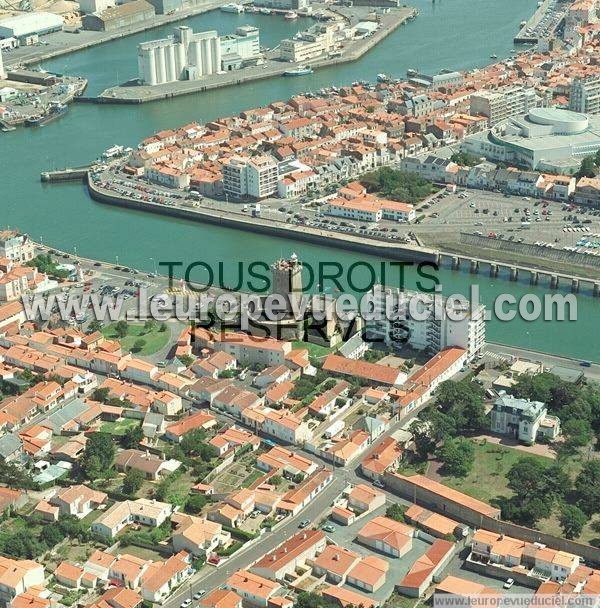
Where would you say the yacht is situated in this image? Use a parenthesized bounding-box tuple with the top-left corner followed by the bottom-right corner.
(284, 10, 297, 19)
(260, 7, 271, 14)
(220, 3, 244, 13)
(377, 73, 390, 82)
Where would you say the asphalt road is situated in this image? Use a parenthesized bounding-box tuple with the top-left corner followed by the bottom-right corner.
(163, 475, 347, 608)
(485, 342, 600, 378)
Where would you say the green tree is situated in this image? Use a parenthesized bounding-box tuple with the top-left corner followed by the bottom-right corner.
(87, 319, 103, 333)
(122, 469, 144, 496)
(144, 319, 157, 333)
(559, 504, 587, 539)
(563, 418, 594, 449)
(439, 438, 475, 477)
(80, 433, 115, 480)
(115, 320, 129, 338)
(385, 503, 406, 522)
(185, 493, 208, 514)
(40, 524, 63, 547)
(408, 419, 435, 460)
(575, 460, 600, 515)
(132, 338, 146, 353)
(121, 424, 144, 449)
(576, 155, 597, 179)
(435, 379, 486, 433)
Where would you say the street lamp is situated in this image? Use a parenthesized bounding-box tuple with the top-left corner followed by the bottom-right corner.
(150, 257, 158, 275)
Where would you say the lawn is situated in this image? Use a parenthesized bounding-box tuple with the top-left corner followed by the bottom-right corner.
(436, 439, 553, 505)
(292, 340, 335, 359)
(101, 322, 171, 356)
(99, 418, 140, 436)
(241, 468, 264, 488)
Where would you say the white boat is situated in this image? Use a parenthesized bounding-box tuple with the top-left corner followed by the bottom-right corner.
(406, 68, 418, 77)
(283, 65, 314, 76)
(284, 10, 297, 19)
(490, 54, 498, 59)
(377, 73, 389, 82)
(220, 3, 244, 13)
(260, 7, 271, 14)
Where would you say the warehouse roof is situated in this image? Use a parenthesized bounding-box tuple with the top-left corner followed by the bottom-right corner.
(0, 12, 63, 37)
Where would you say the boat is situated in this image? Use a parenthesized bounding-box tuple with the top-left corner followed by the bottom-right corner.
(25, 103, 68, 128)
(406, 68, 418, 77)
(283, 65, 314, 76)
(490, 54, 498, 59)
(284, 10, 297, 19)
(259, 7, 271, 14)
(220, 3, 244, 13)
(377, 73, 390, 82)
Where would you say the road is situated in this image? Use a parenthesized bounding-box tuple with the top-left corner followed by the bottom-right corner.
(163, 475, 347, 608)
(485, 342, 600, 378)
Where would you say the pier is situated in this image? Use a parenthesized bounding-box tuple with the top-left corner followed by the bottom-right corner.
(41, 166, 91, 183)
(514, 0, 564, 44)
(90, 7, 417, 104)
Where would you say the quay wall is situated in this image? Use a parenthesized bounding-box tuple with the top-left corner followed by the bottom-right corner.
(92, 7, 417, 103)
(460, 233, 600, 270)
(86, 178, 437, 263)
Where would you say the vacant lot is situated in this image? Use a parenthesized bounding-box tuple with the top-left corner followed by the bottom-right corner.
(99, 418, 140, 436)
(292, 341, 335, 359)
(102, 323, 171, 356)
(434, 439, 552, 504)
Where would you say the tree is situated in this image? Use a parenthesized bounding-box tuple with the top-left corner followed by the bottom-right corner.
(408, 419, 435, 460)
(295, 592, 338, 608)
(185, 493, 207, 514)
(562, 418, 594, 449)
(0, 461, 34, 489)
(270, 475, 282, 486)
(360, 166, 435, 204)
(122, 469, 144, 496)
(439, 438, 475, 477)
(144, 319, 157, 333)
(559, 504, 587, 540)
(81, 433, 115, 480)
(121, 424, 144, 449)
(576, 155, 597, 179)
(40, 524, 63, 547)
(575, 460, 600, 516)
(450, 151, 480, 166)
(385, 503, 405, 522)
(159, 322, 167, 332)
(92, 387, 110, 403)
(435, 379, 486, 433)
(180, 429, 216, 461)
(115, 320, 129, 338)
(132, 338, 146, 353)
(87, 319, 103, 333)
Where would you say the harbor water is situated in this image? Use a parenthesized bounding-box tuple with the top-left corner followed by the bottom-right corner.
(1, 0, 599, 360)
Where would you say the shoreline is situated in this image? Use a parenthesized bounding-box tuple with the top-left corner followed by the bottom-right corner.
(90, 7, 416, 104)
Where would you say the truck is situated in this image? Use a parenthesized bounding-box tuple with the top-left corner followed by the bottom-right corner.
(252, 203, 261, 217)
(521, 221, 531, 229)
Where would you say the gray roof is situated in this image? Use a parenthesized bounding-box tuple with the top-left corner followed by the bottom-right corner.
(0, 434, 22, 459)
(44, 398, 89, 432)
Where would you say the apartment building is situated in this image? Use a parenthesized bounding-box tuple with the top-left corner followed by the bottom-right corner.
(365, 285, 486, 361)
(569, 74, 600, 115)
(0, 231, 35, 264)
(470, 86, 544, 126)
(223, 155, 278, 200)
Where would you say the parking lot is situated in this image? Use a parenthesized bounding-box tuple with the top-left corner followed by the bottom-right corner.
(319, 504, 433, 603)
(413, 189, 600, 254)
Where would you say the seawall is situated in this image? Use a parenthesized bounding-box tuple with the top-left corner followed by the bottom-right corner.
(86, 177, 438, 263)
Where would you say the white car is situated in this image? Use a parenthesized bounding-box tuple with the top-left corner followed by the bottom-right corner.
(181, 600, 192, 608)
(504, 578, 514, 589)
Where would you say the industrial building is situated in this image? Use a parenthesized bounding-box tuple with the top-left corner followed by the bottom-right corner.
(569, 74, 600, 115)
(462, 107, 600, 173)
(365, 285, 486, 361)
(82, 0, 155, 32)
(280, 23, 336, 62)
(223, 154, 278, 200)
(138, 24, 260, 85)
(0, 12, 64, 41)
(78, 0, 115, 15)
(470, 86, 546, 126)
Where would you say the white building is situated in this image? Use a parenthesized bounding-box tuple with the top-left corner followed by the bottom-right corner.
(280, 24, 335, 62)
(470, 86, 545, 126)
(138, 26, 221, 85)
(569, 74, 600, 115)
(220, 25, 260, 71)
(365, 285, 486, 361)
(0, 49, 4, 80)
(0, 12, 63, 41)
(491, 395, 560, 444)
(0, 230, 35, 263)
(223, 154, 278, 199)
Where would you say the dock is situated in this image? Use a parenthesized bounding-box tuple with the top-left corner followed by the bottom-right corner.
(89, 7, 417, 104)
(514, 0, 561, 44)
(41, 166, 91, 182)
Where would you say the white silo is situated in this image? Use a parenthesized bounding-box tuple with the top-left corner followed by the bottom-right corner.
(155, 44, 166, 84)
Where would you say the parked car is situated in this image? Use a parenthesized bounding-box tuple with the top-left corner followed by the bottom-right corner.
(181, 600, 192, 608)
(298, 520, 310, 528)
(322, 524, 335, 533)
(504, 579, 514, 589)
(193, 591, 206, 600)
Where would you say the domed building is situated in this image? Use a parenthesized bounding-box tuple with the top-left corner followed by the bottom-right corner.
(462, 107, 600, 174)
